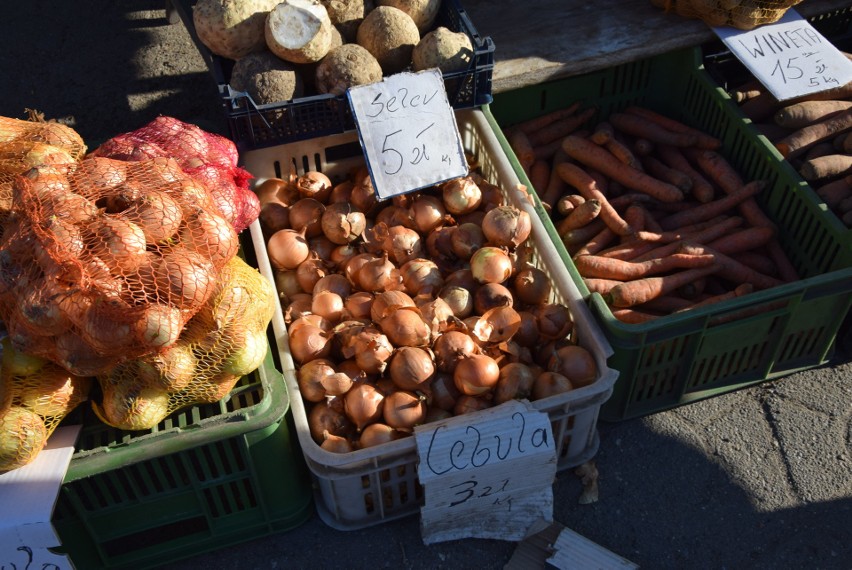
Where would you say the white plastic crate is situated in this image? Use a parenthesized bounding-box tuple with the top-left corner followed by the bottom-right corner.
(244, 109, 619, 530)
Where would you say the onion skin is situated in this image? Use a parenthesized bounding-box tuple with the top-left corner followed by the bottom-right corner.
(481, 205, 532, 248)
(288, 324, 332, 363)
(388, 346, 435, 391)
(297, 358, 336, 402)
(532, 372, 574, 400)
(425, 371, 461, 411)
(308, 399, 353, 444)
(433, 330, 476, 373)
(358, 423, 400, 449)
(379, 307, 431, 347)
(454, 354, 500, 396)
(383, 390, 427, 430)
(453, 395, 491, 416)
(344, 383, 385, 431)
(514, 266, 552, 306)
(547, 345, 598, 388)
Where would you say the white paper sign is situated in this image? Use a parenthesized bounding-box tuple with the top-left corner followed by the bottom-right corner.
(347, 69, 468, 201)
(414, 400, 556, 544)
(0, 425, 81, 570)
(714, 9, 852, 102)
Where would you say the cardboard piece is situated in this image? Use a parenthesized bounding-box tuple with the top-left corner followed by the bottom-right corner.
(415, 400, 557, 544)
(714, 9, 852, 102)
(505, 522, 639, 570)
(0, 425, 81, 570)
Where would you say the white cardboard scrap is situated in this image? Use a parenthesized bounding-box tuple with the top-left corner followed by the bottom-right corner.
(713, 9, 852, 102)
(0, 425, 81, 570)
(547, 525, 639, 570)
(348, 68, 468, 200)
(415, 400, 557, 544)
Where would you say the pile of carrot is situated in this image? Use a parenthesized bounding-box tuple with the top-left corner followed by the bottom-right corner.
(506, 103, 799, 324)
(728, 51, 852, 226)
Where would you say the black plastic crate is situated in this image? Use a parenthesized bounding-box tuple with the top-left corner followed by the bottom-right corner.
(168, 0, 495, 151)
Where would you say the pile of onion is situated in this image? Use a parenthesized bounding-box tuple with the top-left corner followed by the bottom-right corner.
(263, 165, 598, 454)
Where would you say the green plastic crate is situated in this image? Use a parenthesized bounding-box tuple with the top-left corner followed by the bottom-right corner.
(485, 47, 852, 422)
(50, 224, 313, 569)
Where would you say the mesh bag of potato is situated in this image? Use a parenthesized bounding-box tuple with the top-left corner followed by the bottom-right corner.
(1, 336, 92, 473)
(0, 154, 240, 377)
(651, 0, 803, 29)
(92, 255, 277, 431)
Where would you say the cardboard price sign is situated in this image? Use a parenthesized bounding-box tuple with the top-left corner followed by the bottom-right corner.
(348, 69, 468, 201)
(713, 9, 852, 102)
(414, 400, 557, 544)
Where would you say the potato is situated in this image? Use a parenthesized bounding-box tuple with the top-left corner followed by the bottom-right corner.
(193, 0, 280, 60)
(230, 51, 305, 104)
(265, 0, 334, 64)
(321, 0, 371, 42)
(316, 44, 383, 96)
(412, 27, 473, 73)
(356, 6, 420, 75)
(376, 0, 440, 34)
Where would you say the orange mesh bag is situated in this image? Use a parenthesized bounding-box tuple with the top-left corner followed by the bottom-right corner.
(651, 0, 802, 29)
(0, 114, 86, 231)
(0, 155, 240, 377)
(92, 255, 277, 430)
(1, 336, 92, 472)
(90, 116, 260, 233)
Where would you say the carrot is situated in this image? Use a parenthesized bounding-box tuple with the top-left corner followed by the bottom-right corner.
(527, 107, 597, 148)
(843, 132, 852, 154)
(622, 106, 722, 150)
(633, 138, 654, 156)
(658, 180, 765, 231)
(511, 103, 582, 135)
(555, 161, 633, 235)
(609, 112, 698, 147)
(803, 142, 839, 161)
(595, 216, 731, 261)
(637, 294, 698, 313)
(622, 203, 645, 235)
(842, 209, 852, 226)
(775, 108, 852, 159)
(605, 136, 643, 171)
(562, 135, 684, 202)
(766, 240, 799, 282)
(732, 82, 764, 104)
(590, 121, 614, 145)
(799, 154, 852, 181)
(641, 155, 692, 192)
(574, 226, 617, 257)
(815, 175, 852, 208)
(677, 242, 783, 290)
(678, 275, 707, 299)
(739, 90, 781, 123)
(731, 251, 779, 277)
(631, 216, 745, 262)
(611, 308, 660, 324)
(573, 252, 716, 280)
(608, 193, 655, 209)
(640, 205, 663, 233)
(555, 193, 585, 216)
(583, 277, 624, 295)
(557, 198, 601, 234)
(706, 226, 774, 255)
(528, 159, 551, 196)
(754, 122, 792, 142)
(673, 283, 754, 313)
(606, 265, 721, 308)
(533, 139, 564, 162)
(508, 129, 535, 174)
(773, 100, 852, 129)
(562, 220, 607, 249)
(693, 150, 777, 232)
(656, 144, 715, 203)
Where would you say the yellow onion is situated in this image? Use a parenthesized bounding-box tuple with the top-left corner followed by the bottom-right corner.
(0, 407, 48, 473)
(417, 297, 454, 337)
(514, 266, 552, 306)
(343, 252, 379, 286)
(356, 252, 403, 293)
(472, 306, 522, 344)
(514, 310, 540, 347)
(320, 430, 354, 453)
(297, 358, 336, 402)
(16, 368, 91, 418)
(424, 372, 460, 411)
(330, 244, 359, 268)
(358, 422, 401, 448)
(442, 176, 482, 215)
(321, 372, 354, 397)
(388, 346, 435, 391)
(94, 381, 171, 431)
(178, 206, 239, 265)
(439, 285, 474, 319)
(328, 180, 354, 204)
(296, 254, 328, 293)
(313, 273, 351, 298)
(344, 382, 385, 431)
(370, 290, 416, 322)
(297, 171, 333, 202)
(400, 258, 443, 296)
(453, 394, 491, 416)
(288, 324, 332, 363)
(532, 303, 574, 340)
(274, 269, 303, 299)
(351, 168, 377, 214)
(470, 247, 513, 284)
(379, 306, 430, 347)
(532, 371, 574, 400)
(474, 282, 514, 314)
(408, 194, 447, 233)
(322, 202, 366, 244)
(343, 291, 373, 320)
(432, 330, 476, 373)
(309, 235, 336, 262)
(312, 290, 345, 323)
(267, 228, 310, 271)
(383, 390, 427, 430)
(308, 398, 353, 444)
(380, 224, 423, 266)
(138, 343, 197, 393)
(493, 362, 537, 404)
(547, 344, 598, 388)
(450, 222, 485, 260)
(453, 353, 500, 396)
(481, 205, 532, 248)
(288, 197, 325, 238)
(351, 328, 394, 374)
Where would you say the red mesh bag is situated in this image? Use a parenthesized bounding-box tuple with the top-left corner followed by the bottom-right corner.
(0, 155, 239, 376)
(91, 116, 260, 232)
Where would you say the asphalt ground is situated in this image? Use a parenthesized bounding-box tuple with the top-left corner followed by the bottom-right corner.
(1, 2, 850, 569)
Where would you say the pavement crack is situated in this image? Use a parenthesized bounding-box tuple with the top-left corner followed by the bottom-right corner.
(760, 396, 803, 499)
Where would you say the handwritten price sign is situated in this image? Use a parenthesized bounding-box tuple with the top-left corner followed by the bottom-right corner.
(347, 69, 468, 201)
(414, 400, 556, 544)
(714, 9, 852, 102)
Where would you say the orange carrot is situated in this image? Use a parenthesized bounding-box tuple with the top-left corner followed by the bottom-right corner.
(632, 138, 654, 156)
(773, 100, 852, 130)
(528, 159, 551, 196)
(656, 144, 715, 203)
(637, 294, 697, 313)
(606, 265, 721, 308)
(673, 283, 754, 313)
(641, 205, 663, 233)
(706, 226, 775, 255)
(540, 148, 571, 210)
(775, 108, 852, 159)
(573, 252, 716, 280)
(556, 161, 633, 235)
(555, 193, 586, 216)
(562, 220, 607, 249)
(766, 240, 799, 282)
(739, 91, 781, 123)
(609, 112, 698, 147)
(574, 226, 617, 257)
(623, 203, 646, 235)
(678, 242, 783, 290)
(511, 103, 582, 135)
(631, 216, 745, 262)
(623, 106, 723, 150)
(611, 308, 660, 324)
(659, 180, 765, 231)
(606, 137, 644, 171)
(557, 198, 601, 234)
(562, 135, 684, 202)
(642, 155, 692, 192)
(508, 129, 535, 174)
(527, 107, 597, 148)
(815, 175, 852, 208)
(583, 277, 624, 295)
(799, 154, 852, 181)
(590, 121, 615, 145)
(533, 138, 565, 161)
(731, 251, 778, 276)
(692, 150, 777, 232)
